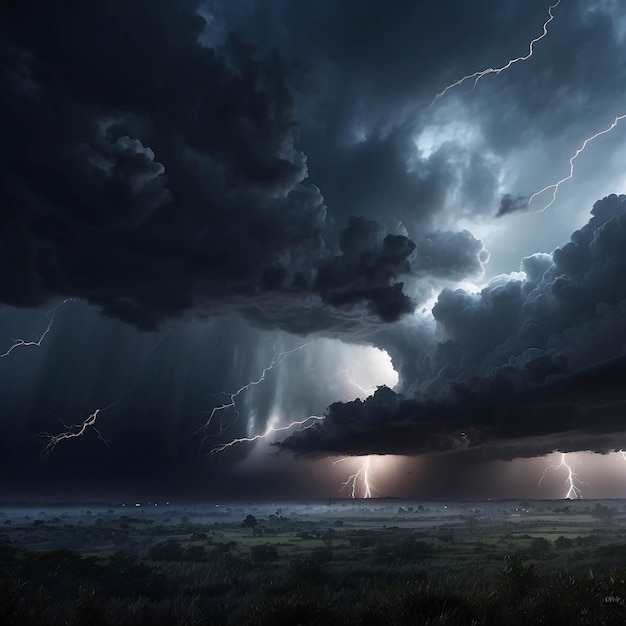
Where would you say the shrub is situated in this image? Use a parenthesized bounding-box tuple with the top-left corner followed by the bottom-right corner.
(148, 539, 183, 561)
(250, 544, 278, 563)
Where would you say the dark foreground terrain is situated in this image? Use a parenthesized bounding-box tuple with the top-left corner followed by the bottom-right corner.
(2, 499, 626, 624)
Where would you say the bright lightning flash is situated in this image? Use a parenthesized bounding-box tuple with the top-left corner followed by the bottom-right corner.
(41, 404, 117, 457)
(527, 114, 626, 214)
(334, 456, 374, 498)
(1, 299, 71, 358)
(206, 343, 403, 499)
(209, 415, 325, 455)
(431, 0, 560, 106)
(197, 340, 310, 444)
(538, 452, 587, 499)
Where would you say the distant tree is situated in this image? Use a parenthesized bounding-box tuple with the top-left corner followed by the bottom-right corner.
(529, 536, 551, 557)
(322, 529, 335, 546)
(287, 554, 327, 585)
(310, 547, 333, 563)
(0, 535, 16, 563)
(148, 539, 183, 561)
(438, 534, 454, 549)
(555, 536, 573, 550)
(397, 538, 433, 561)
(249, 544, 278, 562)
(183, 545, 205, 562)
(242, 515, 258, 533)
(592, 503, 617, 523)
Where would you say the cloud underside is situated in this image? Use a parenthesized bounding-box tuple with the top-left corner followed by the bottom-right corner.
(282, 195, 626, 460)
(280, 357, 626, 460)
(2, 0, 626, 471)
(0, 1, 487, 334)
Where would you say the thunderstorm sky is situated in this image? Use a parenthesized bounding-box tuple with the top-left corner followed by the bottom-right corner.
(2, 0, 626, 500)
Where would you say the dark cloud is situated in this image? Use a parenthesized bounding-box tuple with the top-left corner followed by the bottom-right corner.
(496, 194, 527, 217)
(413, 230, 489, 280)
(283, 195, 626, 459)
(0, 0, 492, 334)
(3, 0, 626, 498)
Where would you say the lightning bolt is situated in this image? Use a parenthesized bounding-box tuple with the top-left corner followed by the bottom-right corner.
(208, 415, 324, 455)
(538, 452, 587, 499)
(334, 368, 371, 397)
(1, 299, 71, 358)
(196, 339, 310, 449)
(333, 456, 374, 499)
(526, 114, 626, 214)
(431, 0, 560, 107)
(40, 403, 117, 457)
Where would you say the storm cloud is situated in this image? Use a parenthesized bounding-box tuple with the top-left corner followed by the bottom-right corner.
(2, 0, 626, 497)
(0, 0, 496, 335)
(283, 195, 626, 460)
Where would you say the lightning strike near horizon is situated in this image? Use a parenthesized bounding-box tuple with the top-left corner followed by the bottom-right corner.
(197, 340, 310, 442)
(430, 0, 560, 107)
(1, 299, 71, 358)
(334, 457, 374, 498)
(41, 403, 117, 457)
(527, 114, 626, 214)
(208, 415, 325, 455)
(538, 453, 587, 499)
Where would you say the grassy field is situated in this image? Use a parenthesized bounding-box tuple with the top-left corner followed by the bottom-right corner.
(2, 499, 626, 624)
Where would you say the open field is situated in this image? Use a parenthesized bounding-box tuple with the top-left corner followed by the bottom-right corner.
(3, 499, 626, 624)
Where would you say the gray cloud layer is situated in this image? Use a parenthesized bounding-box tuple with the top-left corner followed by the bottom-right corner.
(0, 0, 490, 334)
(283, 195, 626, 459)
(2, 0, 626, 493)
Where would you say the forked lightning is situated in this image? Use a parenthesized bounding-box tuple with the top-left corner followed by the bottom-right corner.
(333, 456, 374, 498)
(1, 299, 71, 358)
(41, 404, 117, 457)
(527, 114, 626, 214)
(209, 415, 324, 455)
(538, 452, 587, 499)
(431, 0, 560, 107)
(197, 340, 310, 444)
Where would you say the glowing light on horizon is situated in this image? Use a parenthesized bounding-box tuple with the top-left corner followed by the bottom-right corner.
(430, 0, 560, 107)
(205, 341, 405, 498)
(334, 456, 374, 498)
(538, 452, 587, 499)
(526, 114, 626, 214)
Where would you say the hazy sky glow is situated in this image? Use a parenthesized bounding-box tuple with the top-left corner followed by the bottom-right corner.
(2, 0, 626, 500)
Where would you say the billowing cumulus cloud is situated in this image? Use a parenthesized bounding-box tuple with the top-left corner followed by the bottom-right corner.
(2, 0, 626, 497)
(282, 195, 626, 459)
(0, 0, 491, 333)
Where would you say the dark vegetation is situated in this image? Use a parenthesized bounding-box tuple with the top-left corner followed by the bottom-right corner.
(2, 500, 626, 624)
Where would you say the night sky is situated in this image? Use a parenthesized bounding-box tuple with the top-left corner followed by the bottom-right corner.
(2, 0, 626, 500)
